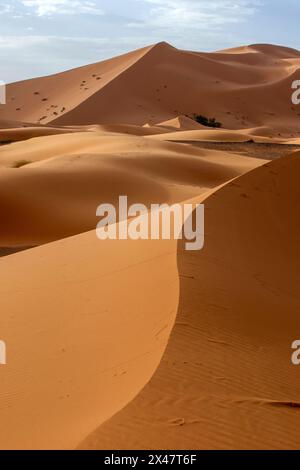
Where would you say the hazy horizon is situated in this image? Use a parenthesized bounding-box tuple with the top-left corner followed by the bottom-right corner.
(1, 0, 300, 83)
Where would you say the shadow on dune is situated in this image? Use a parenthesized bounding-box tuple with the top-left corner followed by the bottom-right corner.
(79, 152, 300, 450)
(0, 246, 34, 257)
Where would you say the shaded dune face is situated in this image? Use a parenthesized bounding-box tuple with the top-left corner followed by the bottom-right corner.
(0, 158, 169, 246)
(79, 153, 300, 450)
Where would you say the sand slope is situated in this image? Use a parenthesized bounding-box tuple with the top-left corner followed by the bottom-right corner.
(2, 44, 154, 125)
(157, 116, 207, 131)
(0, 132, 266, 246)
(1, 42, 300, 137)
(80, 152, 300, 450)
(0, 231, 180, 449)
(148, 128, 273, 143)
(0, 41, 300, 450)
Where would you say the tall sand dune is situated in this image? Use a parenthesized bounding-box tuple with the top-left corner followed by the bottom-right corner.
(80, 153, 300, 450)
(1, 42, 300, 137)
(0, 41, 300, 450)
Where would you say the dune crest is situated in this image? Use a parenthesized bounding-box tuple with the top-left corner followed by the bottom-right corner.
(0, 132, 266, 246)
(1, 42, 299, 137)
(80, 153, 300, 450)
(1, 40, 300, 450)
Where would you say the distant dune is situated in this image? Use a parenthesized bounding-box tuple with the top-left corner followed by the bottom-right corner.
(2, 42, 300, 138)
(0, 42, 300, 450)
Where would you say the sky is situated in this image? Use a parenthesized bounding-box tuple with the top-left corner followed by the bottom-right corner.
(0, 0, 300, 83)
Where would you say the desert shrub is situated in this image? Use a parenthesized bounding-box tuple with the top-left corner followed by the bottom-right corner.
(193, 114, 222, 128)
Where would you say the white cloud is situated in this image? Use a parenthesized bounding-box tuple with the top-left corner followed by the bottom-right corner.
(132, 0, 262, 29)
(21, 0, 104, 16)
(0, 3, 14, 14)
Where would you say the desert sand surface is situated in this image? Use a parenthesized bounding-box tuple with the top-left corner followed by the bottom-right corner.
(0, 132, 266, 247)
(0, 41, 300, 450)
(2, 41, 300, 138)
(80, 152, 300, 450)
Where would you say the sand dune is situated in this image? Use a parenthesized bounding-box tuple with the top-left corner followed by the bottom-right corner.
(148, 128, 273, 143)
(157, 116, 207, 131)
(0, 147, 298, 450)
(0, 123, 172, 145)
(0, 126, 81, 143)
(2, 44, 154, 125)
(0, 131, 265, 246)
(0, 41, 300, 450)
(1, 42, 300, 137)
(0, 118, 34, 129)
(0, 231, 180, 449)
(80, 152, 300, 450)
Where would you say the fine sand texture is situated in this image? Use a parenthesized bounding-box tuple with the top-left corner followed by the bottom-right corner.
(80, 153, 300, 450)
(0, 41, 300, 450)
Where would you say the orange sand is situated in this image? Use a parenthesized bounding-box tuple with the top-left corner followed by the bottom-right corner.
(0, 41, 300, 450)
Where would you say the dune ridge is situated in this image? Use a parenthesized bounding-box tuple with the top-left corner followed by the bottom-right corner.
(0, 41, 300, 450)
(79, 152, 300, 450)
(0, 132, 266, 247)
(1, 41, 300, 138)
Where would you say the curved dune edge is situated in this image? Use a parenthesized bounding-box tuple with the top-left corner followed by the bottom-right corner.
(148, 129, 270, 144)
(1, 122, 298, 148)
(0, 232, 180, 450)
(0, 143, 265, 449)
(0, 132, 266, 247)
(1, 39, 300, 451)
(0, 123, 171, 144)
(0, 125, 294, 146)
(79, 152, 300, 450)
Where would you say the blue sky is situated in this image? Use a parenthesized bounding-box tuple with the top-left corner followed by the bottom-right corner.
(0, 0, 299, 83)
